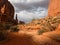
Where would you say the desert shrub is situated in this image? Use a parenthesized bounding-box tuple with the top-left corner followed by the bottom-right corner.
(37, 26, 52, 35)
(11, 26, 19, 32)
(0, 24, 11, 30)
(37, 22, 40, 24)
(3, 24, 11, 30)
(38, 29, 48, 35)
(38, 30, 44, 35)
(42, 16, 60, 31)
(0, 31, 8, 41)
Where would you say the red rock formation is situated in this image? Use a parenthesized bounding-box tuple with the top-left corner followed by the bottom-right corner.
(48, 0, 60, 16)
(13, 14, 18, 25)
(0, 0, 15, 24)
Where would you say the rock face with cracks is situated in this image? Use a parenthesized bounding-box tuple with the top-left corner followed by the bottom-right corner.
(0, 0, 15, 24)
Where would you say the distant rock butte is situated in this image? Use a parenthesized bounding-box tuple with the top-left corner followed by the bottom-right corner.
(48, 0, 60, 16)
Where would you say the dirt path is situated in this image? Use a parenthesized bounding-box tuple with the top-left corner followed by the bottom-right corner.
(0, 26, 60, 45)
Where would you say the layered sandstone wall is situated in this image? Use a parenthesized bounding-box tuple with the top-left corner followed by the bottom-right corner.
(0, 0, 15, 24)
(48, 0, 60, 16)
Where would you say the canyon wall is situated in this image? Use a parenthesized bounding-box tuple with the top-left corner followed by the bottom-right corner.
(0, 0, 15, 24)
(48, 0, 60, 16)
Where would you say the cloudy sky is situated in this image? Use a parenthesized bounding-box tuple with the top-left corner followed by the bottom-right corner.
(9, 0, 49, 23)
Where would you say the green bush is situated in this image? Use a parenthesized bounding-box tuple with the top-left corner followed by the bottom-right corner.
(4, 24, 11, 30)
(38, 29, 47, 35)
(0, 24, 11, 30)
(37, 26, 51, 35)
(11, 26, 19, 32)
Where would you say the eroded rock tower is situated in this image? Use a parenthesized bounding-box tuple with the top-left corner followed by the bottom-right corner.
(0, 0, 16, 24)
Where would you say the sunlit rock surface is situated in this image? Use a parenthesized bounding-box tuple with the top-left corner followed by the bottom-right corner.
(48, 0, 60, 16)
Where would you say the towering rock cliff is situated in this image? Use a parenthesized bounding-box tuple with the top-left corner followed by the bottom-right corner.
(48, 0, 60, 16)
(0, 0, 15, 24)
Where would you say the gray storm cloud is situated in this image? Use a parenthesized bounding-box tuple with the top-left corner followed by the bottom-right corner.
(9, 0, 49, 23)
(12, 0, 49, 12)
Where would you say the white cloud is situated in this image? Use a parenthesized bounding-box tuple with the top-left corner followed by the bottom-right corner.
(15, 7, 48, 23)
(16, 10, 34, 23)
(9, 0, 44, 3)
(9, 0, 48, 23)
